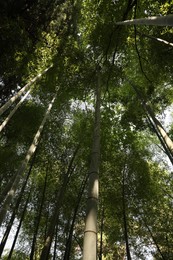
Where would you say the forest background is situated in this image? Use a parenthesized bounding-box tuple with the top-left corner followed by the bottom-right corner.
(1, 0, 173, 259)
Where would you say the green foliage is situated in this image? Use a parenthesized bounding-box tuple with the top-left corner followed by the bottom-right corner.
(1, 0, 173, 259)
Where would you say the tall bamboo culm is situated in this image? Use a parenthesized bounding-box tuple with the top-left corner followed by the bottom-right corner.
(0, 93, 57, 226)
(83, 69, 101, 260)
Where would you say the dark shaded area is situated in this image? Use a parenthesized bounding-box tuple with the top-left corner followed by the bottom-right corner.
(0, 0, 67, 101)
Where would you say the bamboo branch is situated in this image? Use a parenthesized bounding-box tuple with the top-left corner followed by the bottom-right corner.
(116, 15, 173, 27)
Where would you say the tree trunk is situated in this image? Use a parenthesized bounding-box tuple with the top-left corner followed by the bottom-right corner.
(7, 189, 31, 259)
(0, 146, 38, 257)
(53, 225, 58, 260)
(99, 207, 104, 260)
(64, 176, 87, 260)
(0, 174, 17, 205)
(30, 166, 48, 260)
(74, 234, 83, 252)
(39, 145, 80, 260)
(83, 69, 101, 260)
(116, 14, 173, 26)
(143, 219, 166, 260)
(0, 66, 52, 116)
(0, 93, 57, 226)
(44, 208, 50, 242)
(0, 89, 31, 132)
(122, 165, 132, 260)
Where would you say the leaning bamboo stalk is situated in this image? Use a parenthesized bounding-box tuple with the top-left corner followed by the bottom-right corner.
(145, 111, 173, 165)
(0, 90, 31, 132)
(0, 145, 38, 257)
(64, 175, 87, 260)
(126, 78, 173, 156)
(0, 65, 52, 116)
(116, 14, 173, 27)
(40, 145, 80, 260)
(7, 189, 31, 259)
(0, 93, 57, 226)
(30, 167, 48, 260)
(146, 105, 173, 153)
(137, 32, 173, 47)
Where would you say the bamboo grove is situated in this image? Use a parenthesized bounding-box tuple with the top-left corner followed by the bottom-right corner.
(1, 0, 173, 259)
